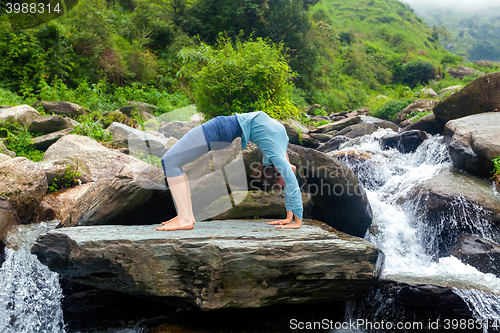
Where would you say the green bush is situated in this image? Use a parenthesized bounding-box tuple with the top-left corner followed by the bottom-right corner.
(371, 97, 415, 121)
(72, 115, 113, 142)
(0, 119, 44, 161)
(181, 36, 299, 119)
(400, 60, 436, 88)
(48, 165, 82, 193)
(493, 156, 500, 177)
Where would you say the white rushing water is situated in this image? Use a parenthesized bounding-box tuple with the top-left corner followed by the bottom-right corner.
(331, 129, 500, 330)
(0, 222, 65, 333)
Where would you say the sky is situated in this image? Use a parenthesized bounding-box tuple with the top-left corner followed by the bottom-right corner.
(402, 0, 500, 11)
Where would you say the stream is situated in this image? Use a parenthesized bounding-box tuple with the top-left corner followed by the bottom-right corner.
(1, 129, 500, 332)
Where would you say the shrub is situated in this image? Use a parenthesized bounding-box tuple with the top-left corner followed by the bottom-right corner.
(0, 119, 44, 161)
(72, 115, 113, 142)
(48, 165, 82, 193)
(180, 36, 299, 119)
(400, 60, 436, 88)
(371, 97, 415, 121)
(493, 156, 500, 177)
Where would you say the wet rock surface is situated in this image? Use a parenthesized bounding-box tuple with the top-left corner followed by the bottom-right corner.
(32, 220, 384, 310)
(451, 235, 500, 277)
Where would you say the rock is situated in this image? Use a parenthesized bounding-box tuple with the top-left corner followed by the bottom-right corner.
(434, 73, 500, 125)
(331, 151, 372, 164)
(0, 140, 15, 157)
(158, 121, 195, 140)
(30, 128, 73, 151)
(311, 116, 361, 133)
(439, 85, 462, 96)
(34, 201, 56, 222)
(393, 100, 437, 125)
(199, 190, 313, 221)
(408, 168, 500, 255)
(335, 123, 379, 138)
(473, 60, 497, 68)
(380, 130, 428, 154)
(444, 113, 500, 177)
(400, 113, 443, 135)
(40, 101, 86, 116)
(359, 115, 399, 132)
(446, 65, 484, 80)
(32, 220, 385, 310)
(0, 157, 48, 223)
(0, 153, 12, 163)
(0, 196, 21, 241)
(280, 121, 300, 144)
(308, 132, 332, 142)
(0, 104, 40, 127)
(40, 183, 93, 220)
(43, 134, 159, 181)
(494, 174, 500, 192)
(288, 145, 373, 238)
(105, 122, 168, 158)
(58, 177, 176, 228)
(305, 104, 321, 115)
(37, 158, 92, 186)
(333, 116, 346, 121)
(298, 133, 319, 149)
(346, 111, 359, 118)
(316, 136, 350, 153)
(190, 112, 204, 122)
(420, 87, 438, 98)
(119, 101, 158, 116)
(450, 235, 500, 277)
(309, 116, 329, 122)
(29, 115, 79, 134)
(161, 137, 178, 155)
(281, 119, 309, 135)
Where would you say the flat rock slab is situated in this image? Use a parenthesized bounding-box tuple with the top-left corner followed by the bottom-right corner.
(32, 220, 384, 310)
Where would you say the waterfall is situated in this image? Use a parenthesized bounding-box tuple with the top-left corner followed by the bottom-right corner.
(331, 129, 500, 331)
(0, 222, 65, 333)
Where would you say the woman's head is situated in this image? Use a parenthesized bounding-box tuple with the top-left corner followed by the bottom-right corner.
(252, 164, 285, 189)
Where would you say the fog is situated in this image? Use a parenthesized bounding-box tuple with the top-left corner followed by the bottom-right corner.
(402, 0, 500, 11)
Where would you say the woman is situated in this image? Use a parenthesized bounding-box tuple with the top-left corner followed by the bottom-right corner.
(157, 111, 303, 231)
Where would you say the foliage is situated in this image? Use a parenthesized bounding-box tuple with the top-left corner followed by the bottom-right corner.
(398, 60, 436, 88)
(0, 119, 44, 161)
(181, 36, 299, 119)
(410, 111, 432, 122)
(72, 114, 113, 142)
(493, 156, 500, 177)
(47, 165, 82, 193)
(371, 97, 416, 121)
(130, 151, 162, 169)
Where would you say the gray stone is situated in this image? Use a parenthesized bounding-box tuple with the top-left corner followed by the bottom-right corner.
(451, 235, 500, 277)
(58, 177, 176, 228)
(0, 153, 12, 164)
(311, 116, 361, 134)
(29, 115, 79, 134)
(0, 140, 15, 157)
(317, 136, 350, 153)
(439, 85, 462, 96)
(445, 65, 484, 80)
(106, 122, 168, 158)
(434, 73, 500, 125)
(0, 196, 20, 241)
(0, 157, 48, 223)
(43, 134, 159, 181)
(393, 100, 437, 125)
(308, 132, 332, 142)
(41, 101, 86, 116)
(299, 133, 319, 149)
(420, 87, 438, 98)
(0, 104, 40, 127)
(37, 158, 92, 186)
(32, 221, 385, 310)
(120, 101, 158, 116)
(30, 128, 73, 151)
(280, 121, 300, 144)
(335, 123, 379, 138)
(281, 119, 310, 135)
(380, 130, 428, 154)
(444, 113, 500, 177)
(400, 113, 443, 135)
(40, 183, 93, 221)
(200, 190, 313, 221)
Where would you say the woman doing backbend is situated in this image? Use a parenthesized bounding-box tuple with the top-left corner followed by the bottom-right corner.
(157, 111, 302, 231)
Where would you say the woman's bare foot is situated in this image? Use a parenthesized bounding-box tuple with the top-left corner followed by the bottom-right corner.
(162, 216, 196, 226)
(157, 218, 195, 231)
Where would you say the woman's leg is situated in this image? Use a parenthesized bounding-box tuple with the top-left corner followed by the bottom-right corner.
(157, 126, 208, 231)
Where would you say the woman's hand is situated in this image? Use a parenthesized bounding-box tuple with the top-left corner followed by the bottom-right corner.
(267, 211, 302, 229)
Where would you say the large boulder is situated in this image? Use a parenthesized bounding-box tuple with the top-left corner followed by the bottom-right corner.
(30, 128, 73, 150)
(317, 136, 350, 153)
(400, 113, 443, 135)
(32, 220, 385, 310)
(335, 123, 380, 139)
(0, 196, 20, 241)
(199, 190, 313, 221)
(0, 157, 48, 223)
(450, 235, 500, 277)
(105, 122, 168, 158)
(434, 72, 500, 125)
(37, 158, 92, 186)
(40, 183, 93, 220)
(40, 101, 86, 116)
(29, 115, 79, 134)
(0, 104, 40, 127)
(0, 152, 12, 163)
(445, 65, 484, 80)
(0, 141, 15, 157)
(407, 168, 500, 255)
(289, 145, 373, 238)
(58, 177, 176, 228)
(380, 130, 428, 154)
(393, 100, 437, 125)
(43, 134, 159, 181)
(311, 116, 361, 134)
(439, 85, 462, 96)
(444, 113, 500, 177)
